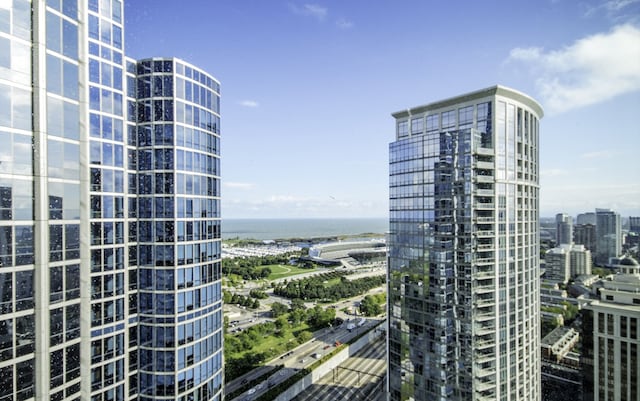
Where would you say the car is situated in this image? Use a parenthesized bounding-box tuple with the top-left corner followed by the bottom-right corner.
(241, 379, 248, 385)
(299, 358, 306, 363)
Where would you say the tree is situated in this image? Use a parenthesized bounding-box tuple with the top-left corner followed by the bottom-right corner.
(274, 316, 289, 337)
(290, 298, 305, 311)
(271, 302, 288, 317)
(296, 330, 312, 343)
(359, 295, 382, 316)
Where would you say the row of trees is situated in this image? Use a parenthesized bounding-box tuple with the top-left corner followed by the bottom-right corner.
(224, 301, 336, 381)
(273, 274, 386, 301)
(222, 290, 260, 309)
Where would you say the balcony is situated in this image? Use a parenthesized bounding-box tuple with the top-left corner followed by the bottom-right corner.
(475, 189, 494, 197)
(474, 202, 495, 209)
(476, 243, 494, 251)
(475, 366, 495, 379)
(475, 270, 494, 279)
(475, 175, 494, 183)
(475, 286, 494, 295)
(475, 379, 497, 393)
(475, 146, 494, 156)
(475, 160, 494, 169)
(474, 216, 494, 223)
(475, 324, 495, 337)
(475, 230, 494, 237)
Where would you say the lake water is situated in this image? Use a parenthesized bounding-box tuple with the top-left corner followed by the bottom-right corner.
(222, 218, 388, 240)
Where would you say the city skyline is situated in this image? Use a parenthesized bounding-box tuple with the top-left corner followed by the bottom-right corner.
(124, 0, 640, 219)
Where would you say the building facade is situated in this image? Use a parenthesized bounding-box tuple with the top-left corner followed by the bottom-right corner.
(569, 244, 592, 277)
(582, 271, 640, 401)
(545, 247, 570, 284)
(555, 213, 573, 246)
(546, 244, 593, 283)
(595, 209, 621, 265)
(0, 2, 223, 401)
(388, 86, 543, 400)
(577, 213, 596, 226)
(575, 224, 597, 253)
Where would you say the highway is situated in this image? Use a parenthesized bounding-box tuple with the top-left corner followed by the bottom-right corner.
(292, 335, 387, 401)
(228, 318, 385, 401)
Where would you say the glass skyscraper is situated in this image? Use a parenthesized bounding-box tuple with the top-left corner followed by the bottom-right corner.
(388, 86, 543, 400)
(0, 2, 223, 401)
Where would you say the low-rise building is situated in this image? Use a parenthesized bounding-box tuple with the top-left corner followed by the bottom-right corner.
(542, 326, 580, 363)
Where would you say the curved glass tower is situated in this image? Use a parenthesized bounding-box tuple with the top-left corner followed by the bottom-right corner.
(134, 58, 223, 401)
(0, 2, 223, 401)
(388, 86, 543, 401)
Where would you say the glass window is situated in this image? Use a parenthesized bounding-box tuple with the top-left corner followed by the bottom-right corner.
(62, 19, 78, 59)
(411, 117, 423, 134)
(426, 114, 438, 132)
(46, 12, 61, 53)
(441, 110, 456, 128)
(397, 121, 408, 138)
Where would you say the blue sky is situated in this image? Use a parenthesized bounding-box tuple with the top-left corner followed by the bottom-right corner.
(124, 0, 640, 219)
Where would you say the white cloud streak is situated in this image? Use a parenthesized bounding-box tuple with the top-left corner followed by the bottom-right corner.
(239, 100, 259, 108)
(336, 18, 353, 29)
(289, 3, 327, 21)
(507, 24, 640, 114)
(585, 0, 640, 17)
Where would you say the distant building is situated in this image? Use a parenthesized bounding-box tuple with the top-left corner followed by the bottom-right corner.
(570, 244, 592, 277)
(582, 271, 640, 401)
(613, 255, 640, 275)
(546, 247, 571, 283)
(595, 209, 622, 265)
(545, 244, 592, 283)
(575, 224, 597, 253)
(577, 212, 596, 225)
(556, 213, 573, 245)
(629, 216, 640, 234)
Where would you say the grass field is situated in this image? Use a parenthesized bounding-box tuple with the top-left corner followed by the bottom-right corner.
(235, 324, 309, 358)
(266, 264, 317, 280)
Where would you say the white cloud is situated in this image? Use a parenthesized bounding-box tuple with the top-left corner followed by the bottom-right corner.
(507, 24, 640, 114)
(580, 150, 614, 159)
(585, 0, 640, 17)
(224, 182, 255, 189)
(289, 3, 327, 21)
(239, 100, 259, 108)
(336, 18, 353, 29)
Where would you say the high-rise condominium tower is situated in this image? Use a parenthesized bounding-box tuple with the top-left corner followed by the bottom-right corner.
(555, 213, 573, 245)
(595, 208, 621, 265)
(0, 2, 223, 401)
(388, 86, 543, 400)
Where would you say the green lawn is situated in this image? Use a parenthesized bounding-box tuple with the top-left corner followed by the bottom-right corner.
(266, 264, 317, 280)
(226, 323, 311, 364)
